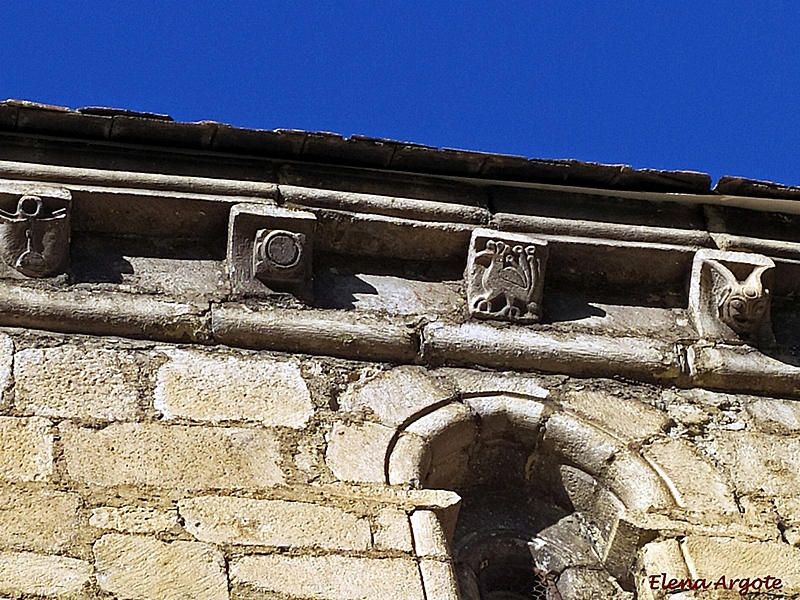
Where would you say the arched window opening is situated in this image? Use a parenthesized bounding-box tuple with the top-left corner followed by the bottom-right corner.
(395, 397, 655, 600)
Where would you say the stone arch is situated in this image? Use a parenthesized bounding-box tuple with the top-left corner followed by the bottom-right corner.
(385, 393, 679, 600)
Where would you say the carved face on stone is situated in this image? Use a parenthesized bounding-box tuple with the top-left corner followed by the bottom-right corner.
(716, 264, 771, 335)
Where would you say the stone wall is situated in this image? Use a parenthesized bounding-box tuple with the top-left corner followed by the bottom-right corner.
(0, 329, 797, 599)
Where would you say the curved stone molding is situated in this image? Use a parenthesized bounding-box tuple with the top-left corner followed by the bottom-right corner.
(466, 228, 548, 324)
(689, 249, 775, 346)
(0, 193, 70, 278)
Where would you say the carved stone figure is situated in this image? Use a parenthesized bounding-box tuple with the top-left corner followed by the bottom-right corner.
(0, 194, 71, 278)
(688, 249, 775, 345)
(466, 229, 548, 324)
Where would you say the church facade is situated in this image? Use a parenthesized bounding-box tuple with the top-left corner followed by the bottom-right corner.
(0, 99, 797, 599)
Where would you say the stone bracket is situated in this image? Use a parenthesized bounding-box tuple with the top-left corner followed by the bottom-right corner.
(227, 204, 316, 301)
(466, 228, 548, 324)
(688, 249, 775, 346)
(0, 189, 71, 278)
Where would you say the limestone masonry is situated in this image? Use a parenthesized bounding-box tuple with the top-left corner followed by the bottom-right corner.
(0, 99, 798, 599)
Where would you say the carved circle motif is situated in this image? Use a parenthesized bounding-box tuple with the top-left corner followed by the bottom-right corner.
(18, 195, 43, 219)
(262, 231, 302, 269)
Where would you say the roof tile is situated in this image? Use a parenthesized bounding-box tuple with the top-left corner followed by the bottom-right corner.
(110, 116, 215, 149)
(212, 125, 306, 157)
(714, 176, 800, 200)
(17, 107, 112, 139)
(302, 133, 396, 168)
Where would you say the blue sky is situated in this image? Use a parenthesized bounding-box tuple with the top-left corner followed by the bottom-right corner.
(2, 2, 799, 186)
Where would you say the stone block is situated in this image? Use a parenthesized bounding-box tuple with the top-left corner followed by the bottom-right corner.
(419, 559, 460, 600)
(0, 487, 81, 553)
(325, 421, 395, 483)
(557, 567, 626, 600)
(561, 388, 670, 442)
(713, 432, 800, 496)
(227, 203, 316, 300)
(388, 432, 431, 487)
(374, 508, 414, 552)
(89, 506, 179, 534)
(60, 422, 284, 491)
(746, 398, 800, 434)
(560, 465, 598, 513)
(465, 394, 546, 443)
(543, 413, 618, 477)
(683, 536, 800, 595)
(339, 365, 455, 427)
(433, 367, 550, 398)
(94, 534, 228, 600)
(0, 417, 53, 482)
(231, 554, 425, 600)
(0, 551, 92, 597)
(410, 509, 450, 558)
(775, 497, 800, 524)
(155, 349, 313, 428)
(179, 496, 371, 550)
(405, 402, 477, 458)
(643, 438, 738, 513)
(0, 335, 11, 408)
(689, 249, 775, 346)
(14, 346, 143, 422)
(637, 539, 691, 592)
(466, 228, 548, 323)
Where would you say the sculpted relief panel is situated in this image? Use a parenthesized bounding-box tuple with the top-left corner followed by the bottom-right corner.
(689, 249, 775, 346)
(0, 193, 71, 278)
(466, 229, 548, 324)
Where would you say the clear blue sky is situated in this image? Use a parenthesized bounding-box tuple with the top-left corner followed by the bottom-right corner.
(2, 2, 799, 186)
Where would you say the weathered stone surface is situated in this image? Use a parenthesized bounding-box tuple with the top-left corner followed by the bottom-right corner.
(179, 496, 371, 550)
(712, 432, 800, 496)
(464, 394, 546, 441)
(775, 497, 800, 524)
(14, 346, 142, 421)
(231, 554, 425, 600)
(90, 506, 179, 534)
(643, 438, 738, 513)
(374, 508, 414, 552)
(433, 367, 550, 398)
(561, 388, 670, 442)
(0, 488, 81, 553)
(419, 560, 460, 600)
(683, 536, 800, 594)
(746, 397, 800, 434)
(466, 228, 548, 324)
(0, 417, 53, 482)
(60, 422, 284, 490)
(410, 509, 449, 558)
(388, 432, 431, 487)
(0, 335, 12, 409)
(636, 539, 690, 600)
(557, 567, 627, 600)
(325, 421, 394, 483)
(339, 365, 455, 427)
(0, 551, 92, 596)
(94, 534, 228, 600)
(155, 349, 313, 428)
(405, 402, 477, 457)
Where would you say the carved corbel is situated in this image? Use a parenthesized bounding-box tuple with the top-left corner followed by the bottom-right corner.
(466, 228, 548, 324)
(688, 249, 775, 346)
(0, 192, 71, 278)
(227, 204, 316, 301)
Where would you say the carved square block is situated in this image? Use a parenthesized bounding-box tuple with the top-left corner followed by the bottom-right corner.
(227, 204, 316, 300)
(688, 249, 775, 345)
(0, 186, 71, 279)
(466, 228, 548, 324)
